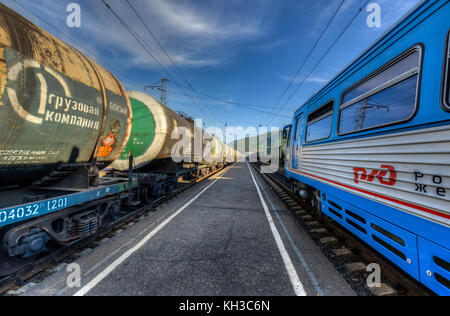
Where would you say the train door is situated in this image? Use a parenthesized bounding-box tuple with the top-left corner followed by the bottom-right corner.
(292, 115, 303, 170)
(283, 124, 292, 170)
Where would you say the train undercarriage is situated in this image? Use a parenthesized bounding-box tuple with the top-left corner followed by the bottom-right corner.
(0, 159, 227, 276)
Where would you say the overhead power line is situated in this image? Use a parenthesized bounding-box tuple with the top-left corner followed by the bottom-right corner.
(125, 0, 297, 120)
(125, 0, 193, 92)
(170, 92, 291, 118)
(102, 0, 223, 126)
(263, 0, 346, 125)
(123, 0, 224, 126)
(14, 0, 289, 126)
(168, 90, 292, 118)
(187, 89, 297, 112)
(267, 0, 371, 126)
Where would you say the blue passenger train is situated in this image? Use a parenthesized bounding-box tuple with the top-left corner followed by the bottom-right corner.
(283, 0, 450, 295)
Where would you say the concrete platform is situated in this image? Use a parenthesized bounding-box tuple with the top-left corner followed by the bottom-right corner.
(23, 163, 355, 296)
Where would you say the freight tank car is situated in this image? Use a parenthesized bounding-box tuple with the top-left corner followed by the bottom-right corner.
(111, 91, 199, 171)
(111, 91, 228, 170)
(224, 143, 239, 163)
(0, 3, 132, 187)
(0, 4, 133, 271)
(0, 4, 232, 277)
(110, 91, 231, 203)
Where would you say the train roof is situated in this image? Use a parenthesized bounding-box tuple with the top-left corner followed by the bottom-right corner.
(294, 0, 432, 116)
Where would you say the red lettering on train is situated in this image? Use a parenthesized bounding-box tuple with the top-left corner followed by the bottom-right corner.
(353, 165, 397, 186)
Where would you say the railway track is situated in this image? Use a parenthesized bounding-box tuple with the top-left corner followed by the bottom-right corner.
(0, 165, 231, 295)
(250, 161, 434, 296)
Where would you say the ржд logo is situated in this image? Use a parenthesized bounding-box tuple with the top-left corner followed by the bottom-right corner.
(353, 165, 397, 186)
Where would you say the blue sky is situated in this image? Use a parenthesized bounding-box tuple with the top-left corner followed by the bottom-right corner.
(2, 0, 422, 131)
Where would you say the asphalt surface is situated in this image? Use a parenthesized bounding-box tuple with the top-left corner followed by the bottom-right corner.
(23, 163, 355, 296)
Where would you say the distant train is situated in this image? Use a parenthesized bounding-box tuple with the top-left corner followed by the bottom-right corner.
(0, 3, 238, 274)
(283, 0, 449, 295)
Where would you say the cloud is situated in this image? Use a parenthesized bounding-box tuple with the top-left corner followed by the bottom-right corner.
(277, 73, 330, 85)
(143, 0, 263, 39)
(4, 0, 278, 70)
(128, 0, 278, 68)
(377, 0, 422, 28)
(250, 38, 295, 52)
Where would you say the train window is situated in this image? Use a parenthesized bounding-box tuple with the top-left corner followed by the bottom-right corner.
(339, 47, 421, 134)
(285, 125, 292, 147)
(340, 76, 418, 134)
(444, 32, 450, 110)
(306, 101, 333, 142)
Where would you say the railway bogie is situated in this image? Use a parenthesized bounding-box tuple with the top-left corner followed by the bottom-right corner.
(3, 195, 121, 259)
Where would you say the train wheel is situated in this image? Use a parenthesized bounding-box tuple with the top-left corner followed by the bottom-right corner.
(312, 189, 325, 219)
(291, 182, 298, 195)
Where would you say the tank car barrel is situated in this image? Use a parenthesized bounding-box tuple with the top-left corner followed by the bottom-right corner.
(0, 4, 132, 186)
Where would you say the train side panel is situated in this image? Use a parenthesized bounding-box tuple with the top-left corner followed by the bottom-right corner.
(285, 0, 450, 295)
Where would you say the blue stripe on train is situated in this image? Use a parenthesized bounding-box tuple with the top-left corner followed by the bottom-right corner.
(285, 169, 450, 296)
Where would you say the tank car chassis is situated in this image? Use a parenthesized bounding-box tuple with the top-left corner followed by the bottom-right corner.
(0, 157, 225, 276)
(0, 162, 135, 264)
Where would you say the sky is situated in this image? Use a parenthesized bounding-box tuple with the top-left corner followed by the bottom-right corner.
(1, 0, 422, 135)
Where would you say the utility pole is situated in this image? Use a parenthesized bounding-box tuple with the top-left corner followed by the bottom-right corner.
(355, 99, 390, 130)
(145, 78, 169, 105)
